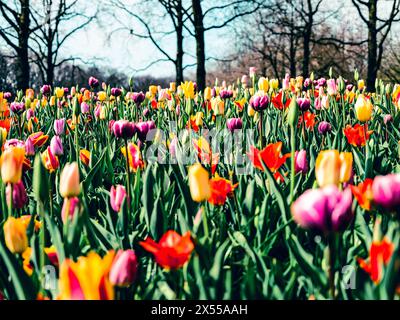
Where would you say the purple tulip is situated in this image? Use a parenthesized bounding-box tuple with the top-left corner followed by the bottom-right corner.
(110, 185, 127, 212)
(3, 92, 11, 99)
(295, 150, 308, 174)
(113, 120, 136, 139)
(297, 98, 311, 111)
(250, 94, 269, 112)
(41, 85, 51, 96)
(88, 76, 99, 88)
(219, 89, 233, 99)
(211, 87, 217, 98)
(142, 108, 150, 117)
(132, 92, 145, 105)
(384, 114, 393, 125)
(303, 78, 311, 88)
(50, 136, 63, 156)
(109, 249, 138, 287)
(346, 84, 353, 91)
(6, 181, 28, 209)
(10, 102, 25, 115)
(291, 186, 353, 233)
(54, 118, 66, 136)
(4, 139, 25, 150)
(318, 121, 332, 135)
(226, 118, 243, 132)
(80, 102, 90, 114)
(169, 136, 178, 157)
(136, 120, 156, 141)
(25, 137, 35, 156)
(111, 88, 122, 97)
(372, 174, 400, 210)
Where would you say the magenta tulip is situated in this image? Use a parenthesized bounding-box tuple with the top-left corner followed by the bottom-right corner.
(110, 185, 127, 212)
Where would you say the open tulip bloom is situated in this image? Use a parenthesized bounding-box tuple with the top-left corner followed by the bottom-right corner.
(0, 73, 400, 302)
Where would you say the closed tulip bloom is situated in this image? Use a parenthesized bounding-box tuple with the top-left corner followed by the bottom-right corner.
(113, 120, 136, 139)
(383, 114, 393, 125)
(41, 85, 51, 96)
(109, 250, 138, 287)
(358, 79, 365, 91)
(250, 94, 269, 111)
(188, 163, 211, 202)
(80, 102, 90, 114)
(59, 162, 80, 198)
(372, 174, 400, 210)
(42, 146, 59, 172)
(258, 77, 269, 92)
(3, 217, 28, 254)
(50, 136, 63, 156)
(219, 89, 233, 99)
(226, 118, 243, 132)
(6, 180, 28, 209)
(136, 120, 156, 141)
(282, 73, 290, 90)
(111, 88, 122, 97)
(61, 197, 80, 223)
(55, 87, 64, 98)
(204, 87, 212, 101)
(318, 121, 332, 135)
(339, 152, 353, 183)
(249, 67, 256, 77)
(24, 137, 35, 156)
(54, 118, 66, 136)
(211, 97, 225, 115)
(315, 150, 341, 187)
(110, 185, 127, 212)
(291, 186, 353, 233)
(297, 97, 311, 111)
(0, 147, 25, 184)
(10, 102, 25, 115)
(97, 91, 107, 101)
(269, 79, 279, 90)
(132, 92, 145, 105)
(295, 150, 308, 174)
(88, 76, 99, 88)
(355, 94, 373, 122)
(26, 108, 35, 120)
(327, 78, 337, 95)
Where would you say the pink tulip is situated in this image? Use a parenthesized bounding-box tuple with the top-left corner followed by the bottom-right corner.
(327, 78, 337, 96)
(61, 197, 80, 223)
(295, 150, 308, 174)
(6, 180, 28, 209)
(291, 186, 353, 233)
(110, 185, 127, 212)
(372, 174, 400, 210)
(109, 249, 138, 287)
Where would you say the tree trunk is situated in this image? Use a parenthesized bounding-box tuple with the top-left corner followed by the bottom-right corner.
(289, 31, 296, 76)
(175, 0, 184, 84)
(367, 0, 378, 92)
(192, 0, 206, 91)
(46, 27, 54, 86)
(17, 0, 31, 90)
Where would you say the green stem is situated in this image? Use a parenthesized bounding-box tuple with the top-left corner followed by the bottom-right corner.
(202, 205, 209, 238)
(289, 125, 296, 204)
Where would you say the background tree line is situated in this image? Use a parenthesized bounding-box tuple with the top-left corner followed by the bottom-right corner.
(1, 0, 400, 92)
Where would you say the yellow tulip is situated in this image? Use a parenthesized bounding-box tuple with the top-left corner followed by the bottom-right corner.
(355, 94, 373, 122)
(181, 81, 195, 100)
(59, 162, 80, 198)
(247, 104, 255, 117)
(188, 163, 211, 202)
(0, 127, 7, 146)
(358, 80, 365, 91)
(339, 152, 353, 183)
(55, 87, 64, 98)
(316, 150, 354, 187)
(0, 147, 25, 184)
(211, 97, 224, 115)
(169, 82, 176, 92)
(195, 112, 203, 127)
(3, 217, 28, 254)
(97, 91, 107, 102)
(149, 85, 158, 97)
(204, 87, 212, 101)
(269, 79, 279, 90)
(258, 77, 269, 93)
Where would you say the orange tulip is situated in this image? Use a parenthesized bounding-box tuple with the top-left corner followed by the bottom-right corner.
(358, 237, 394, 284)
(140, 231, 194, 270)
(41, 146, 59, 172)
(247, 142, 290, 173)
(121, 143, 144, 172)
(0, 146, 25, 183)
(350, 178, 373, 210)
(208, 175, 237, 206)
(3, 217, 28, 254)
(344, 124, 373, 147)
(80, 149, 90, 167)
(29, 131, 49, 147)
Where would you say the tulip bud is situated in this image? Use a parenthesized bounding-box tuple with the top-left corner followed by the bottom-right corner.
(226, 118, 243, 132)
(33, 154, 49, 203)
(188, 163, 211, 202)
(110, 250, 138, 287)
(0, 147, 25, 184)
(59, 162, 80, 198)
(287, 98, 299, 128)
(6, 180, 28, 209)
(318, 121, 332, 135)
(3, 217, 28, 254)
(110, 185, 127, 212)
(54, 118, 66, 136)
(354, 69, 359, 82)
(112, 120, 136, 139)
(50, 136, 64, 156)
(61, 197, 80, 223)
(295, 150, 308, 174)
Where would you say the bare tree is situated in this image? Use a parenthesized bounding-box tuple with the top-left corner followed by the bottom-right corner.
(29, 0, 96, 86)
(352, 0, 400, 91)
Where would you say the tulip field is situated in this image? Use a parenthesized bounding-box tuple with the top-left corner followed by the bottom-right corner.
(0, 72, 400, 301)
